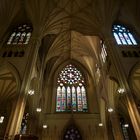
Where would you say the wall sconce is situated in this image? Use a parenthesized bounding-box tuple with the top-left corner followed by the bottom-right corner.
(36, 108, 41, 112)
(108, 108, 113, 112)
(124, 124, 129, 128)
(28, 89, 35, 95)
(98, 123, 103, 126)
(117, 88, 125, 94)
(43, 125, 48, 129)
(0, 116, 4, 123)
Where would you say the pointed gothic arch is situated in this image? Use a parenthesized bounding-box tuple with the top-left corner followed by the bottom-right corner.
(56, 63, 88, 112)
(112, 24, 138, 46)
(0, 62, 21, 102)
(7, 23, 32, 45)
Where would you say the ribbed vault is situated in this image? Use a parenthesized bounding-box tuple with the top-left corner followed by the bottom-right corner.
(24, 0, 121, 37)
(0, 68, 17, 104)
(0, 0, 139, 40)
(43, 31, 100, 81)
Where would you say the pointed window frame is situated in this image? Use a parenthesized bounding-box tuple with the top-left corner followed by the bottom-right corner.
(112, 24, 138, 46)
(7, 24, 32, 45)
(56, 64, 88, 113)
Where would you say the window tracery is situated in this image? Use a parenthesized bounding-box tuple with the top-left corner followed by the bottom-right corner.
(56, 64, 88, 112)
(7, 24, 32, 45)
(112, 24, 137, 46)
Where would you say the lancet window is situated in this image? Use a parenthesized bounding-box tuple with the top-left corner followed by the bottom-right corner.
(56, 64, 88, 112)
(7, 24, 32, 45)
(112, 24, 137, 46)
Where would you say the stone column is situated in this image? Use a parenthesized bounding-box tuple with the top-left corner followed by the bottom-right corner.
(109, 112, 124, 140)
(104, 36, 140, 139)
(124, 94, 140, 139)
(5, 36, 41, 139)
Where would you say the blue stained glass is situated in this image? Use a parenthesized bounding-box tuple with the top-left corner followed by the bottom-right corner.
(113, 32, 122, 45)
(123, 33, 132, 45)
(128, 33, 137, 45)
(118, 33, 127, 45)
(112, 24, 138, 46)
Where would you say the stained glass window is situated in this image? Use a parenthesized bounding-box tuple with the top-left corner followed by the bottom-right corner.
(112, 24, 137, 46)
(63, 126, 82, 140)
(7, 24, 32, 45)
(56, 64, 88, 112)
(20, 113, 29, 134)
(120, 118, 130, 140)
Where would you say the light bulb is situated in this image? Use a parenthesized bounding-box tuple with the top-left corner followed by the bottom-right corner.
(43, 125, 48, 128)
(0, 116, 4, 123)
(98, 123, 103, 126)
(36, 108, 41, 112)
(28, 89, 35, 95)
(124, 124, 129, 127)
(108, 108, 113, 112)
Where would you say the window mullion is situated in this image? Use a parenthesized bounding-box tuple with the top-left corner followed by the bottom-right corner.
(56, 64, 87, 112)
(75, 86, 78, 112)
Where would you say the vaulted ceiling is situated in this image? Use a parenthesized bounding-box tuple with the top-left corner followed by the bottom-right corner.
(0, 0, 139, 38)
(0, 0, 139, 71)
(0, 0, 140, 122)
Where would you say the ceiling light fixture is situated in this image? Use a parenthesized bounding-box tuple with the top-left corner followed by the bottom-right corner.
(28, 89, 35, 95)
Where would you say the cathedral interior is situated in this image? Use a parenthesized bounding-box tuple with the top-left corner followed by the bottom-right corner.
(0, 0, 140, 140)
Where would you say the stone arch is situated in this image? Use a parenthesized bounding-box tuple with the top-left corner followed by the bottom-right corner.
(45, 59, 98, 114)
(0, 62, 21, 103)
(128, 62, 140, 101)
(43, 59, 98, 113)
(0, 62, 21, 137)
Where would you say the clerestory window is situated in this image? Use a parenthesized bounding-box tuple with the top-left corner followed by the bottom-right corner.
(56, 64, 88, 112)
(7, 24, 32, 45)
(112, 24, 137, 46)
